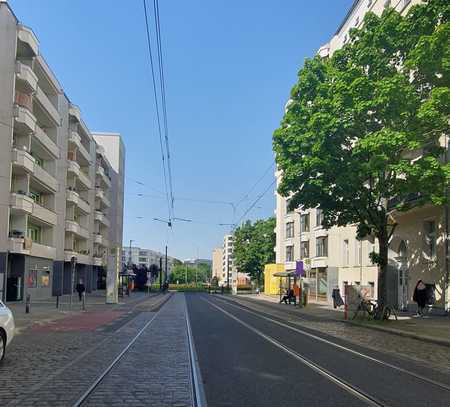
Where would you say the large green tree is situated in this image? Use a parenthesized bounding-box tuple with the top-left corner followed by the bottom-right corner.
(273, 0, 450, 313)
(169, 263, 211, 284)
(233, 217, 276, 286)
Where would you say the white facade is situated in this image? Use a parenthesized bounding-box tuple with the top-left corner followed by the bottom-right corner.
(274, 0, 421, 304)
(222, 234, 237, 289)
(122, 246, 179, 276)
(0, 2, 124, 301)
(212, 248, 223, 283)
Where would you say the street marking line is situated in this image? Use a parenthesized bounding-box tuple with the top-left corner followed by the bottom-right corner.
(212, 295, 450, 393)
(185, 294, 208, 407)
(71, 298, 169, 407)
(203, 297, 386, 407)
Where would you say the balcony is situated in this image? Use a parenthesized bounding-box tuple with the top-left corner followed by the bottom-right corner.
(10, 193, 34, 214)
(9, 237, 30, 255)
(15, 61, 38, 93)
(96, 165, 111, 188)
(33, 164, 58, 192)
(13, 105, 36, 134)
(93, 233, 109, 247)
(67, 160, 80, 177)
(66, 190, 90, 214)
(78, 170, 92, 190)
(17, 25, 39, 57)
(12, 148, 35, 173)
(95, 188, 111, 207)
(64, 250, 90, 265)
(68, 104, 81, 123)
(35, 86, 60, 126)
(30, 242, 56, 259)
(94, 211, 110, 227)
(69, 131, 91, 163)
(65, 220, 89, 240)
(31, 203, 57, 225)
(34, 125, 59, 159)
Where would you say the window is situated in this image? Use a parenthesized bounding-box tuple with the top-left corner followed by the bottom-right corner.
(286, 245, 294, 262)
(424, 220, 437, 259)
(355, 16, 360, 26)
(368, 281, 375, 298)
(27, 224, 42, 243)
(300, 241, 309, 259)
(139, 251, 147, 256)
(355, 239, 362, 265)
(286, 198, 293, 213)
(384, 0, 391, 8)
(300, 214, 310, 233)
(368, 0, 373, 6)
(138, 257, 147, 263)
(286, 222, 294, 238)
(316, 209, 324, 228)
(343, 239, 349, 266)
(316, 237, 328, 257)
(29, 190, 42, 205)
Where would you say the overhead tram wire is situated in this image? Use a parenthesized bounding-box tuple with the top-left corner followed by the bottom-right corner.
(142, 0, 172, 223)
(153, 0, 175, 217)
(234, 179, 277, 228)
(235, 162, 275, 209)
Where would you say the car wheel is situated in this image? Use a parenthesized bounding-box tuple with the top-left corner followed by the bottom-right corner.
(0, 331, 5, 362)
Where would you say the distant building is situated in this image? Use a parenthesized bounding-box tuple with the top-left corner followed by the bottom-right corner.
(122, 246, 179, 276)
(211, 248, 223, 283)
(222, 234, 237, 289)
(184, 258, 212, 266)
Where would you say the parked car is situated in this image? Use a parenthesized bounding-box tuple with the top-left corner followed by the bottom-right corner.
(0, 300, 15, 362)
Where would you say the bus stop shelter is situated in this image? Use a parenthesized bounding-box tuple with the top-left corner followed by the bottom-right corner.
(273, 271, 296, 302)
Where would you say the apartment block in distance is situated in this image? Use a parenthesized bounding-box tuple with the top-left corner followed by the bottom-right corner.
(122, 246, 179, 277)
(274, 0, 422, 307)
(211, 247, 223, 283)
(0, 2, 124, 302)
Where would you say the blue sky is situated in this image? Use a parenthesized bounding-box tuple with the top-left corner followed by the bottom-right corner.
(9, 0, 353, 260)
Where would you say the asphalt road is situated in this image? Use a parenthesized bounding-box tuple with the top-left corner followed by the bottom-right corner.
(186, 293, 450, 407)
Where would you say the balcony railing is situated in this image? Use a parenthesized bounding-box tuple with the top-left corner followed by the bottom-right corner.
(33, 164, 58, 192)
(15, 61, 38, 92)
(31, 202, 57, 225)
(12, 148, 35, 173)
(35, 86, 60, 126)
(34, 124, 59, 159)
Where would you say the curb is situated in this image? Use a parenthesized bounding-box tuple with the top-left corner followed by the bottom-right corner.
(341, 318, 450, 348)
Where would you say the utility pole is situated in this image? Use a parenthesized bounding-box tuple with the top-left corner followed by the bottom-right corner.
(165, 245, 168, 287)
(159, 257, 163, 291)
(128, 239, 134, 268)
(70, 256, 77, 309)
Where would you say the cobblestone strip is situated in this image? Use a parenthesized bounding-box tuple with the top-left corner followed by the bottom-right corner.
(3, 294, 168, 407)
(82, 293, 194, 407)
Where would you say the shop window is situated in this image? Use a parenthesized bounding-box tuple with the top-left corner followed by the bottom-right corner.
(286, 198, 294, 214)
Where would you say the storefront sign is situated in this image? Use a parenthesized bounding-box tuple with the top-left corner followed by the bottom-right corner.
(295, 261, 305, 277)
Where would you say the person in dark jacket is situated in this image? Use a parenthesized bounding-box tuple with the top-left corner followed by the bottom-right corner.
(76, 279, 86, 301)
(413, 279, 427, 316)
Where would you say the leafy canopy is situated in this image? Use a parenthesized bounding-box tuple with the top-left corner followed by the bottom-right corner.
(273, 0, 450, 245)
(233, 217, 276, 283)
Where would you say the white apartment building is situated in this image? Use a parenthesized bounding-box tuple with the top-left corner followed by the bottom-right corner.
(222, 234, 237, 289)
(212, 248, 223, 283)
(274, 0, 421, 305)
(122, 246, 179, 276)
(0, 2, 124, 302)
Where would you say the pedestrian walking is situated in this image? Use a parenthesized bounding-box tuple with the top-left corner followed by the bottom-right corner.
(75, 279, 86, 302)
(413, 279, 427, 316)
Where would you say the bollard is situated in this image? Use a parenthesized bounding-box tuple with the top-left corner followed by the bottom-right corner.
(25, 294, 31, 314)
(56, 295, 60, 309)
(82, 292, 86, 311)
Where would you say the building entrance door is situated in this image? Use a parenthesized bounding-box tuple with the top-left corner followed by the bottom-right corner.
(397, 241, 409, 311)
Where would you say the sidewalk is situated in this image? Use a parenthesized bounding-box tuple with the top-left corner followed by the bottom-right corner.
(238, 293, 450, 347)
(7, 290, 156, 334)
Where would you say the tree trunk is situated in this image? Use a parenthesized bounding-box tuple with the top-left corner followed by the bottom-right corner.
(376, 226, 389, 319)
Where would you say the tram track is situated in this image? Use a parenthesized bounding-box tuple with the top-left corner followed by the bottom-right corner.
(200, 295, 450, 407)
(211, 294, 450, 392)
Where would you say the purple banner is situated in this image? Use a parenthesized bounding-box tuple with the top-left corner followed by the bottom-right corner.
(295, 261, 305, 277)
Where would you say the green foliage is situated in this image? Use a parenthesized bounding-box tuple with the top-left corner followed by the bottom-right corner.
(273, 0, 450, 304)
(169, 263, 211, 284)
(233, 217, 276, 285)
